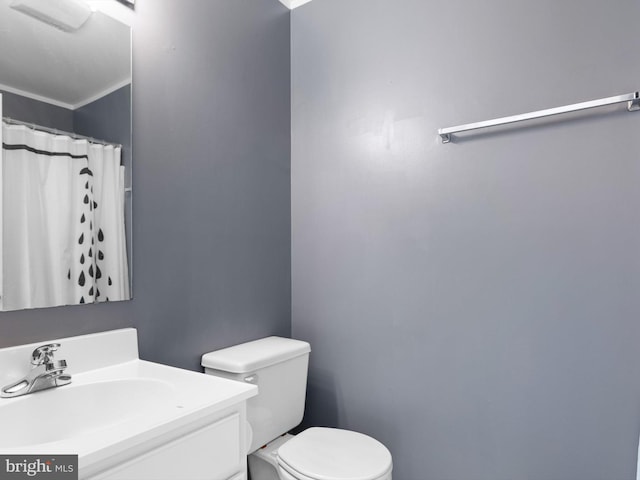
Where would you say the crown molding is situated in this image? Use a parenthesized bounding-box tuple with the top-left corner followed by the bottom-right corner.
(0, 83, 74, 110)
(278, 0, 313, 10)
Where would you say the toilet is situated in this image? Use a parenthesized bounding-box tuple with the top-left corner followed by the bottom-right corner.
(201, 337, 392, 480)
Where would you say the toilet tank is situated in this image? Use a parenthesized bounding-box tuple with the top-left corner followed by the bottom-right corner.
(201, 337, 311, 454)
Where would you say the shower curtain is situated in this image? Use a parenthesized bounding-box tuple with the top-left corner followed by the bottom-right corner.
(1, 122, 130, 310)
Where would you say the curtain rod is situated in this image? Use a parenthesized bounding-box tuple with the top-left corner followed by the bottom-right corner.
(438, 91, 640, 144)
(2, 117, 122, 149)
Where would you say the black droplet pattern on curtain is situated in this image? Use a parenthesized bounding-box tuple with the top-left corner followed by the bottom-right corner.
(67, 162, 115, 305)
(82, 167, 96, 302)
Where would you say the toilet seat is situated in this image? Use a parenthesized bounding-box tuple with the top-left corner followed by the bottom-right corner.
(278, 462, 391, 480)
(276, 427, 392, 480)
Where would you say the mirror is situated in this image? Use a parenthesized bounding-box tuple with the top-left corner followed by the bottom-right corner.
(0, 0, 132, 311)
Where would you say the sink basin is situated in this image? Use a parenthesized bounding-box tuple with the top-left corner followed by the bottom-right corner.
(0, 378, 174, 448)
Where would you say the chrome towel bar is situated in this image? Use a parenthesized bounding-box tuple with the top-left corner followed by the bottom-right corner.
(438, 91, 640, 144)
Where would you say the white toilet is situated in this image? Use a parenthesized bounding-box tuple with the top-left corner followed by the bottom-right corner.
(201, 336, 392, 480)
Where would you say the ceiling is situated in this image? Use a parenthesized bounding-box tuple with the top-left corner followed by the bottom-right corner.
(0, 0, 131, 110)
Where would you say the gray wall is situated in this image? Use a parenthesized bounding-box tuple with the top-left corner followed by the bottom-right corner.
(74, 84, 131, 168)
(131, 0, 291, 370)
(74, 85, 133, 298)
(1, 90, 73, 131)
(291, 1, 640, 479)
(1, 0, 292, 374)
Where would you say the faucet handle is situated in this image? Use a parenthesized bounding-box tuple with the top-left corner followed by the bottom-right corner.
(31, 343, 61, 366)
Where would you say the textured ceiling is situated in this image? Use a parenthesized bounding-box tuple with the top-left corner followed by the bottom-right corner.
(0, 0, 131, 110)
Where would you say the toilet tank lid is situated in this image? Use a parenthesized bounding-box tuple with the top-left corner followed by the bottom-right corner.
(201, 336, 311, 374)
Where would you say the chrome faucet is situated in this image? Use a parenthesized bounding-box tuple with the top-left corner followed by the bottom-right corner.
(1, 343, 72, 398)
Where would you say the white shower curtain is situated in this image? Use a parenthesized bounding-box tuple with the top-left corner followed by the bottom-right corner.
(1, 122, 130, 310)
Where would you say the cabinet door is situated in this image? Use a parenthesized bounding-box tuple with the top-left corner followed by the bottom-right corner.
(93, 412, 242, 480)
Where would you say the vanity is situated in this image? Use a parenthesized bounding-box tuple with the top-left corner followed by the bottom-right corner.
(0, 329, 257, 480)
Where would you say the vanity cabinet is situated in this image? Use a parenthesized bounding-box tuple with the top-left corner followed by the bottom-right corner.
(87, 404, 249, 480)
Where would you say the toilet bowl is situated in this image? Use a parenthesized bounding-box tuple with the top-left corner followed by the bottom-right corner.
(202, 336, 393, 480)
